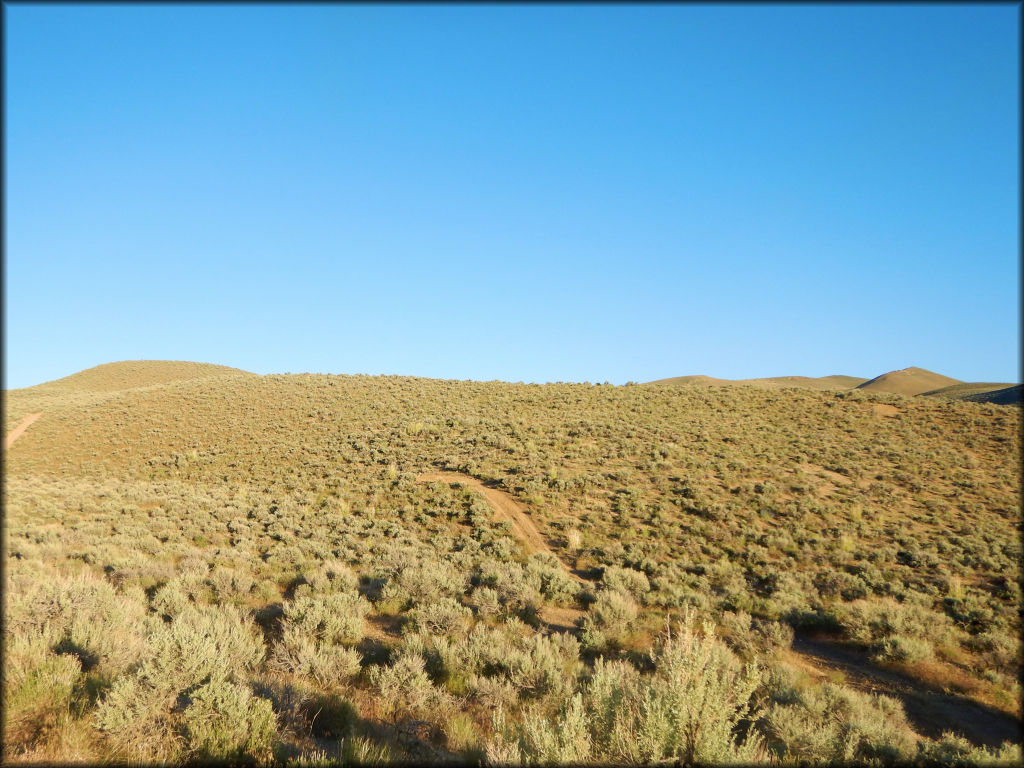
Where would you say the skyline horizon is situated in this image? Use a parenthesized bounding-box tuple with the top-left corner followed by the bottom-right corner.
(7, 357, 1019, 392)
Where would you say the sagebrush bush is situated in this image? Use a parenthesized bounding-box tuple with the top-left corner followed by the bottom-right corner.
(270, 626, 362, 687)
(477, 560, 543, 615)
(470, 586, 501, 617)
(140, 604, 265, 689)
(378, 558, 468, 609)
(302, 561, 359, 594)
(405, 597, 474, 637)
(763, 682, 918, 763)
(837, 597, 951, 663)
(489, 616, 765, 764)
(95, 604, 266, 761)
(489, 693, 593, 764)
(601, 565, 651, 602)
(182, 679, 277, 763)
(915, 732, 1023, 766)
(3, 634, 82, 753)
(580, 588, 639, 650)
(94, 673, 184, 762)
(6, 567, 149, 678)
(367, 649, 451, 722)
(282, 591, 370, 647)
(508, 632, 582, 700)
(526, 553, 581, 606)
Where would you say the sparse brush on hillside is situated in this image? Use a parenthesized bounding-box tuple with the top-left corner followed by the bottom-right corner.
(3, 363, 1020, 763)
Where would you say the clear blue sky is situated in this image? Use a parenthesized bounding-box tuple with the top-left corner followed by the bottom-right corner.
(4, 4, 1019, 389)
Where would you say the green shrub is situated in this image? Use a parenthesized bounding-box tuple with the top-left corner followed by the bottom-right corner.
(307, 561, 359, 593)
(763, 682, 918, 763)
(405, 597, 473, 637)
(94, 674, 183, 762)
(508, 632, 581, 700)
(6, 569, 149, 678)
(140, 604, 265, 690)
(477, 560, 542, 615)
(470, 586, 501, 617)
(151, 581, 191, 620)
(601, 565, 651, 602)
(378, 558, 468, 608)
(526, 554, 581, 606)
(877, 634, 934, 664)
(282, 592, 370, 647)
(837, 597, 948, 663)
(271, 626, 362, 687)
(183, 679, 277, 762)
(3, 634, 81, 752)
(367, 650, 450, 722)
(916, 732, 1023, 766)
(287, 736, 393, 766)
(580, 588, 638, 650)
(489, 615, 764, 764)
(489, 693, 592, 764)
(95, 603, 266, 760)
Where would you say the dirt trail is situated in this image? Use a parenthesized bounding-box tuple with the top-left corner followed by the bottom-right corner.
(416, 471, 584, 583)
(789, 636, 1021, 749)
(4, 412, 42, 450)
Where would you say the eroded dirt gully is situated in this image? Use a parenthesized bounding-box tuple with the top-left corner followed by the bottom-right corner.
(4, 412, 42, 450)
(790, 636, 1022, 749)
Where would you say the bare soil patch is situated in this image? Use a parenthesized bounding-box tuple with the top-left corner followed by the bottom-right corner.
(538, 605, 586, 634)
(796, 462, 853, 486)
(872, 403, 900, 417)
(4, 412, 42, 450)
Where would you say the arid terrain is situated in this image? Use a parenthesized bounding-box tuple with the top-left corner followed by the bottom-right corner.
(3, 360, 1021, 764)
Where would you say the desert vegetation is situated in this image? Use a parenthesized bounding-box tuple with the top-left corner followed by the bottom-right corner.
(3, 362, 1021, 764)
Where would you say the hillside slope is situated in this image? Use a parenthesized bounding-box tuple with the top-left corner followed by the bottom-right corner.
(4, 362, 1021, 763)
(922, 382, 1017, 401)
(964, 384, 1023, 406)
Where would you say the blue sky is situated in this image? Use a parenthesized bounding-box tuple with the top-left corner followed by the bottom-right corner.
(4, 4, 1019, 388)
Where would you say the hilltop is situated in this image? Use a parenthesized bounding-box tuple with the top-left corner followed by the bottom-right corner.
(856, 367, 961, 396)
(28, 360, 255, 393)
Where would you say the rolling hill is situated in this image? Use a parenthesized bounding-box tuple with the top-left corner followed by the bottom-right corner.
(856, 367, 962, 396)
(3, 361, 1021, 764)
(650, 367, 1019, 405)
(27, 360, 255, 393)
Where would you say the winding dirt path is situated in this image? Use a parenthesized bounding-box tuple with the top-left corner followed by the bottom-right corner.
(4, 412, 42, 450)
(416, 471, 584, 583)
